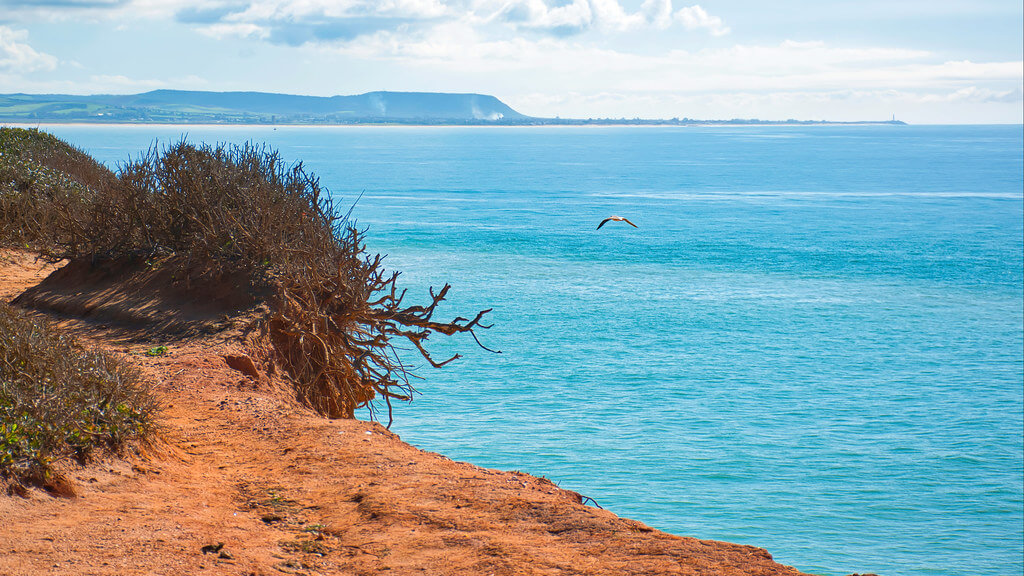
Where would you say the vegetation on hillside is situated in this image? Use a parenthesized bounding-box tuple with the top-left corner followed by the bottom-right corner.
(0, 127, 490, 425)
(0, 128, 115, 251)
(0, 302, 158, 484)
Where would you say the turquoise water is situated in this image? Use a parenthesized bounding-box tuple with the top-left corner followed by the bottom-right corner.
(31, 124, 1024, 576)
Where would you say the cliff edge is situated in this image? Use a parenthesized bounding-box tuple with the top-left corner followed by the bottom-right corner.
(0, 251, 819, 576)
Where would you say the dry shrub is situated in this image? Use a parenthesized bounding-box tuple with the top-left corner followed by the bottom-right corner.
(2, 129, 492, 421)
(0, 302, 158, 483)
(90, 139, 494, 419)
(0, 127, 114, 250)
(0, 127, 114, 191)
(40, 140, 326, 273)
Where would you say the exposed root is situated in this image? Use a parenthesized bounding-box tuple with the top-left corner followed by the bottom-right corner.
(261, 227, 494, 419)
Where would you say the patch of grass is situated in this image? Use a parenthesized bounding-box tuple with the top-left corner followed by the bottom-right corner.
(144, 345, 168, 357)
(279, 538, 331, 556)
(0, 302, 158, 483)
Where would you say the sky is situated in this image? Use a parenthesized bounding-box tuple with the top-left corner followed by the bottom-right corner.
(0, 0, 1021, 123)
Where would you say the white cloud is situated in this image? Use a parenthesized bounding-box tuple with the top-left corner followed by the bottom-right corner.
(1, 0, 731, 45)
(174, 0, 459, 46)
(332, 22, 642, 73)
(1, 0, 1019, 122)
(674, 5, 728, 36)
(0, 0, 451, 24)
(920, 85, 1023, 103)
(363, 0, 450, 18)
(488, 0, 594, 33)
(0, 26, 59, 73)
(227, 0, 449, 21)
(0, 0, 196, 22)
(930, 60, 1024, 80)
(335, 30, 1017, 94)
(481, 0, 728, 35)
(322, 27, 1022, 122)
(589, 0, 646, 31)
(197, 22, 269, 40)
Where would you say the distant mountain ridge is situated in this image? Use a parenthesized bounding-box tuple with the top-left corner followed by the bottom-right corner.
(0, 90, 529, 124)
(0, 89, 906, 126)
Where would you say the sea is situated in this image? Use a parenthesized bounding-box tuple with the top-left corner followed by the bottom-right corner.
(28, 123, 1024, 576)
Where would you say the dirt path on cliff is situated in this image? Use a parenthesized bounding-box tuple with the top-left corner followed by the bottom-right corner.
(0, 252, 817, 576)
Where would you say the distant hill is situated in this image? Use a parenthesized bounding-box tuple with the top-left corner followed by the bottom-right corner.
(0, 90, 530, 124)
(0, 89, 906, 126)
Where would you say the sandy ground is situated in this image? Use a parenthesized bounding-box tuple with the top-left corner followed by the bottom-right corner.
(0, 251, 822, 576)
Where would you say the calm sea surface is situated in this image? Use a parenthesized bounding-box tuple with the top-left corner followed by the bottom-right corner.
(32, 124, 1024, 576)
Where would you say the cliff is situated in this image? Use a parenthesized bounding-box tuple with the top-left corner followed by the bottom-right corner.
(0, 251, 820, 576)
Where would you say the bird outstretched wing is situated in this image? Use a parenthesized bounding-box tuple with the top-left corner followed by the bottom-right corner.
(597, 216, 638, 229)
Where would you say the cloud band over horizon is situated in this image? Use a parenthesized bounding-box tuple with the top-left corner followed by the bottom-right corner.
(0, 0, 1021, 123)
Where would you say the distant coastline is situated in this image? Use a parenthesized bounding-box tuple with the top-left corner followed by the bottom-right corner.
(0, 121, 908, 128)
(1, 120, 908, 127)
(0, 89, 906, 127)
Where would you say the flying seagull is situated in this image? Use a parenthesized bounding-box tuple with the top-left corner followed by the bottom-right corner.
(597, 216, 638, 230)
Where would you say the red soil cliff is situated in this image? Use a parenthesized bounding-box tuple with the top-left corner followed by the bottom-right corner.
(0, 251, 822, 576)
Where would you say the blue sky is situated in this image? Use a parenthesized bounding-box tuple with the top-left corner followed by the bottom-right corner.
(0, 0, 1021, 123)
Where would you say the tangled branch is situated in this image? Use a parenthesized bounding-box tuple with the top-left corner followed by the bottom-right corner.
(263, 225, 496, 420)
